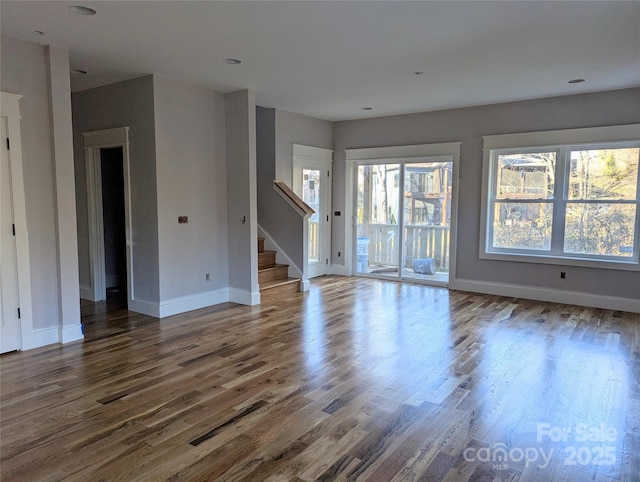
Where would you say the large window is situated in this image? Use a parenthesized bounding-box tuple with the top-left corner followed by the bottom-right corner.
(482, 125, 640, 269)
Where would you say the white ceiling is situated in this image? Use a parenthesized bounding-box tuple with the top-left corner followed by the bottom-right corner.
(2, 1, 639, 121)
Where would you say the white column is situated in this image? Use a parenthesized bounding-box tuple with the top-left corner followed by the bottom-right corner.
(46, 46, 82, 342)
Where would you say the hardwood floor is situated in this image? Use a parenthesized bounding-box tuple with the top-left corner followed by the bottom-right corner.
(1, 276, 639, 481)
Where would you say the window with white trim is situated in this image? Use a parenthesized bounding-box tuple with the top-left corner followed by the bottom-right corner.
(481, 125, 640, 269)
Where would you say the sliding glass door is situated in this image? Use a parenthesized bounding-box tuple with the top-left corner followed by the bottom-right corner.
(402, 161, 452, 283)
(354, 159, 453, 285)
(355, 164, 400, 278)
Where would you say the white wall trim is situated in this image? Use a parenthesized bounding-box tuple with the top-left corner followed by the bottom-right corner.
(1, 92, 35, 353)
(229, 288, 260, 305)
(158, 288, 230, 318)
(299, 279, 310, 291)
(60, 323, 84, 344)
(293, 144, 333, 161)
(82, 127, 130, 148)
(22, 327, 60, 351)
(450, 278, 640, 313)
(330, 264, 350, 276)
(345, 142, 462, 161)
(482, 124, 640, 150)
(128, 298, 160, 318)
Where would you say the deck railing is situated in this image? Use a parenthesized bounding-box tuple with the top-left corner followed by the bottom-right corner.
(310, 222, 450, 271)
(363, 224, 450, 271)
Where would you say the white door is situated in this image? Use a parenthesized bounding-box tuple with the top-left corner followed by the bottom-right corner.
(1, 117, 21, 353)
(294, 158, 332, 278)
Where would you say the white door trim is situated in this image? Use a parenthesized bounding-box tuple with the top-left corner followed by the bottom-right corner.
(1, 92, 33, 351)
(293, 145, 333, 278)
(82, 127, 133, 306)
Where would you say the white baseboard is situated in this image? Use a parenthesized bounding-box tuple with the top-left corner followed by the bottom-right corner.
(330, 264, 350, 276)
(22, 326, 60, 351)
(60, 323, 84, 344)
(300, 279, 310, 292)
(79, 284, 95, 301)
(450, 278, 640, 313)
(229, 288, 260, 306)
(158, 289, 229, 318)
(128, 298, 160, 318)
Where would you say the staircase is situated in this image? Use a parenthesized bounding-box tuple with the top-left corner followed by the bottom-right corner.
(258, 237, 300, 301)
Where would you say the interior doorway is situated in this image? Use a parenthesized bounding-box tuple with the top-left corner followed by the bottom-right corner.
(82, 127, 133, 307)
(100, 147, 127, 301)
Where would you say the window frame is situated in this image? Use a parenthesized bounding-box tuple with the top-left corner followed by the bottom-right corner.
(480, 125, 640, 271)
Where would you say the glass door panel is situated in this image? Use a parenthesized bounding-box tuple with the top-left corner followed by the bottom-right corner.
(356, 164, 400, 277)
(303, 168, 321, 264)
(402, 161, 452, 283)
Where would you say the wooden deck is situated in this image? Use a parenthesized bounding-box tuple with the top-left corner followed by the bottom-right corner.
(1, 276, 639, 481)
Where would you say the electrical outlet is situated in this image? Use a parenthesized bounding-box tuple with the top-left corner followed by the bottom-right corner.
(560, 271, 566, 279)
(205, 273, 210, 281)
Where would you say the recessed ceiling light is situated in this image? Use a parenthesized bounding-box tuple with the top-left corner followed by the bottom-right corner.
(568, 78, 585, 84)
(33, 30, 45, 36)
(71, 69, 88, 75)
(223, 58, 242, 65)
(69, 5, 97, 15)
(361, 107, 373, 111)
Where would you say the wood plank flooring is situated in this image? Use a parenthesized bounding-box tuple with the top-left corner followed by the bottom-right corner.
(1, 276, 639, 481)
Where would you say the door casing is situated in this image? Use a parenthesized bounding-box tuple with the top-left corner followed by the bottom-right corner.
(0, 93, 34, 352)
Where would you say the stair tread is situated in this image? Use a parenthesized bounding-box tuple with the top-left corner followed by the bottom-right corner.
(258, 250, 277, 256)
(258, 263, 288, 272)
(260, 278, 300, 290)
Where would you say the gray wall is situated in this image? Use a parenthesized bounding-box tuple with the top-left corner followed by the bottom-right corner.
(72, 76, 160, 304)
(275, 109, 334, 185)
(225, 90, 258, 299)
(333, 88, 640, 299)
(256, 107, 333, 269)
(153, 77, 228, 301)
(0, 37, 60, 330)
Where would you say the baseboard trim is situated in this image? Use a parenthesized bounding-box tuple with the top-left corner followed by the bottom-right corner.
(300, 279, 310, 292)
(450, 278, 640, 313)
(60, 323, 84, 344)
(158, 289, 229, 318)
(22, 326, 60, 351)
(128, 298, 160, 318)
(330, 264, 350, 276)
(229, 288, 260, 306)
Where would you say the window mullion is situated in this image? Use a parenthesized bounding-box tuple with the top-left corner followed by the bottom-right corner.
(550, 147, 567, 255)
